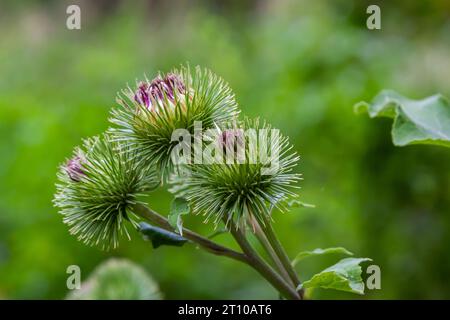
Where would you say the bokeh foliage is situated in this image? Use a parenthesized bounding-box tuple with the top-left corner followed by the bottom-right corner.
(0, 0, 449, 299)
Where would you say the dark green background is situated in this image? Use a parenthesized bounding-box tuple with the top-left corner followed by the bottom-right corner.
(0, 0, 449, 299)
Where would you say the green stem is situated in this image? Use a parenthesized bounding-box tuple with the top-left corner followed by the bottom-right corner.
(228, 220, 300, 300)
(259, 213, 304, 299)
(248, 216, 294, 287)
(132, 203, 248, 264)
(133, 203, 300, 300)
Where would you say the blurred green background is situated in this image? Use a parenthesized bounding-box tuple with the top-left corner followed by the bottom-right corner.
(0, 0, 449, 299)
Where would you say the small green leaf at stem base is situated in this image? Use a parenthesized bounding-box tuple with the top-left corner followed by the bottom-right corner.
(168, 197, 190, 235)
(293, 247, 353, 266)
(139, 222, 188, 248)
(299, 257, 372, 295)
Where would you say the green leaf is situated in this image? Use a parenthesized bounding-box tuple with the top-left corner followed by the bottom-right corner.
(355, 90, 450, 147)
(66, 258, 162, 300)
(168, 197, 190, 235)
(139, 222, 188, 248)
(293, 247, 353, 266)
(299, 257, 372, 295)
(287, 200, 316, 209)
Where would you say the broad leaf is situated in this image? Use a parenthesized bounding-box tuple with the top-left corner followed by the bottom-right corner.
(66, 258, 162, 300)
(168, 197, 190, 235)
(299, 257, 372, 295)
(139, 222, 188, 248)
(355, 90, 450, 147)
(293, 247, 353, 266)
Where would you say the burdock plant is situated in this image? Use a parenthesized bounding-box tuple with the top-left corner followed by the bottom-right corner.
(54, 65, 372, 300)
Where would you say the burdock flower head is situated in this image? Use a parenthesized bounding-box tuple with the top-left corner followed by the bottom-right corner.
(170, 118, 301, 230)
(110, 65, 240, 179)
(54, 134, 158, 249)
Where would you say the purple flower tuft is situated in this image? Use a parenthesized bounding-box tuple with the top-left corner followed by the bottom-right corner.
(134, 73, 186, 110)
(164, 73, 186, 99)
(134, 82, 151, 108)
(220, 129, 245, 153)
(65, 155, 86, 182)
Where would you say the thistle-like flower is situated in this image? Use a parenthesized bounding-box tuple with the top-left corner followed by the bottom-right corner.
(53, 134, 158, 249)
(109, 65, 240, 179)
(170, 118, 301, 229)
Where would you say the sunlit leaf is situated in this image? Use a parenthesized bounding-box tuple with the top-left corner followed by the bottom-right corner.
(355, 90, 450, 147)
(299, 257, 372, 295)
(139, 222, 188, 248)
(293, 247, 353, 266)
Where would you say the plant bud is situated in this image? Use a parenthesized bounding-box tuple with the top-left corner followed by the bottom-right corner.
(65, 155, 85, 182)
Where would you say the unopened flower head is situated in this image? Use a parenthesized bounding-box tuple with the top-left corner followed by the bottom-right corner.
(54, 134, 158, 250)
(110, 65, 239, 179)
(170, 118, 301, 229)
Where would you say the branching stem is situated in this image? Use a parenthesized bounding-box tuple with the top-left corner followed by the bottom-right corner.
(132, 203, 248, 264)
(227, 220, 300, 300)
(258, 213, 305, 298)
(133, 203, 300, 300)
(248, 216, 294, 287)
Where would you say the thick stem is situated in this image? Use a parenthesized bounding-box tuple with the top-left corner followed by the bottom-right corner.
(132, 203, 248, 264)
(259, 213, 304, 299)
(228, 221, 300, 300)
